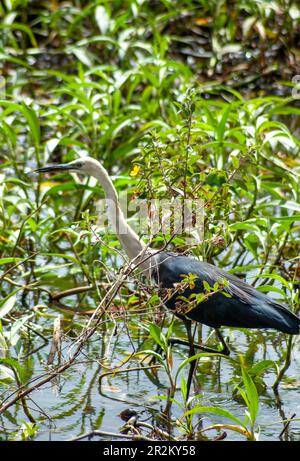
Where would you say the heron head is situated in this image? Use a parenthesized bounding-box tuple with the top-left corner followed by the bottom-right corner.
(35, 157, 101, 176)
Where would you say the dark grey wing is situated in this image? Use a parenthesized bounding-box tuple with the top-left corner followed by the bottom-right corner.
(154, 252, 300, 334)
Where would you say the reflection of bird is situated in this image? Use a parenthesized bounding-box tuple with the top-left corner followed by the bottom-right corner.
(37, 157, 300, 356)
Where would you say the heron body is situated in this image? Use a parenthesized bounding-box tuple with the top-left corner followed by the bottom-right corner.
(154, 252, 300, 335)
(36, 157, 300, 341)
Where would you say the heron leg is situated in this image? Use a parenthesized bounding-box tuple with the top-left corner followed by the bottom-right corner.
(215, 328, 230, 356)
(183, 318, 197, 400)
(168, 328, 230, 356)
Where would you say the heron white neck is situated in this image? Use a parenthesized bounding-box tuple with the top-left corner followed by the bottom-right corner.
(89, 161, 151, 272)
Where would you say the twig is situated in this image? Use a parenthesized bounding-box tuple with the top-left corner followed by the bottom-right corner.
(11, 200, 47, 257)
(50, 285, 93, 301)
(136, 421, 177, 441)
(279, 413, 296, 440)
(98, 365, 161, 384)
(11, 368, 36, 424)
(272, 335, 293, 394)
(47, 317, 62, 365)
(0, 252, 39, 283)
(0, 261, 132, 414)
(0, 242, 171, 415)
(68, 430, 154, 442)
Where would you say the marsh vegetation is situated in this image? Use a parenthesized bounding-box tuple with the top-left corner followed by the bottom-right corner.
(0, 0, 300, 441)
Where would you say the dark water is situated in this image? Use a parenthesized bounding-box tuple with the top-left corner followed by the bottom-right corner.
(1, 309, 299, 442)
(0, 236, 299, 442)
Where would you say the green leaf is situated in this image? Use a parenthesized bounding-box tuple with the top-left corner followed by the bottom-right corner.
(150, 395, 182, 408)
(4, 178, 30, 187)
(254, 273, 291, 292)
(183, 405, 245, 428)
(181, 374, 188, 402)
(0, 364, 15, 383)
(256, 285, 285, 296)
(213, 282, 219, 291)
(203, 281, 211, 292)
(7, 314, 32, 347)
(0, 293, 17, 319)
(71, 48, 93, 67)
(270, 214, 300, 223)
(134, 349, 164, 364)
(248, 360, 276, 376)
(149, 323, 167, 349)
(232, 155, 240, 168)
(240, 366, 259, 426)
(217, 103, 235, 142)
(0, 258, 23, 265)
(0, 23, 37, 47)
(95, 5, 110, 34)
(174, 352, 232, 383)
(21, 103, 40, 146)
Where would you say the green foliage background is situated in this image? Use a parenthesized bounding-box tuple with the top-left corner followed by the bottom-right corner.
(0, 0, 300, 441)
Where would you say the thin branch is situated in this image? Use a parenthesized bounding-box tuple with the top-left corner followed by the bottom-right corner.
(0, 241, 172, 415)
(68, 430, 154, 442)
(98, 365, 161, 384)
(272, 335, 293, 394)
(279, 413, 296, 440)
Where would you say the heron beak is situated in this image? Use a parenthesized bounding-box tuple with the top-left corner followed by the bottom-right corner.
(35, 163, 78, 173)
